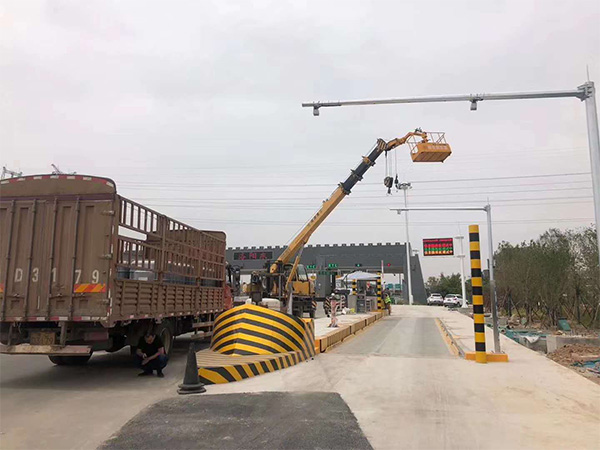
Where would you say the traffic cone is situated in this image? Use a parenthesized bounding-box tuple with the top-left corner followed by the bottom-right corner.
(177, 343, 206, 395)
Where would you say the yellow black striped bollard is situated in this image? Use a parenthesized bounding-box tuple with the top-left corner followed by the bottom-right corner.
(469, 225, 487, 364)
(376, 272, 383, 311)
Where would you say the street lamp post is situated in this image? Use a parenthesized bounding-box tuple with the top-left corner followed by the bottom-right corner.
(485, 205, 501, 351)
(455, 235, 468, 308)
(583, 83, 600, 267)
(303, 82, 600, 267)
(398, 182, 413, 305)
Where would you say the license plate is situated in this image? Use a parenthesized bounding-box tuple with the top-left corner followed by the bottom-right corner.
(30, 331, 56, 345)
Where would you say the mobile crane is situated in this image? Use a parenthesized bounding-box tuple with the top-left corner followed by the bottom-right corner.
(250, 129, 451, 317)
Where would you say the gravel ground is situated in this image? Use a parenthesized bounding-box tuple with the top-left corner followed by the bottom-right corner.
(547, 344, 600, 385)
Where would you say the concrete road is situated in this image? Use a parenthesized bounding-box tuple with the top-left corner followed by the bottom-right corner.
(0, 336, 206, 450)
(202, 306, 600, 449)
(334, 316, 451, 357)
(3, 307, 599, 449)
(0, 304, 326, 450)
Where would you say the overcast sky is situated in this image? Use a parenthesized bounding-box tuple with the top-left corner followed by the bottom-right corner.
(1, 0, 599, 279)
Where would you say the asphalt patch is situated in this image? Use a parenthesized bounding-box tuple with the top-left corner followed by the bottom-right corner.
(101, 391, 372, 450)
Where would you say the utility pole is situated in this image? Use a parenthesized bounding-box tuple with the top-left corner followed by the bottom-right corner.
(485, 205, 501, 354)
(398, 182, 413, 305)
(455, 235, 468, 308)
(583, 82, 600, 267)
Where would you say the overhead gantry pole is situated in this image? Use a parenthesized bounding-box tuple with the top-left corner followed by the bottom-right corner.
(303, 82, 600, 267)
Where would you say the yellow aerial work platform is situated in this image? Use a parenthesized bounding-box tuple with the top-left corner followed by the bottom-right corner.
(409, 132, 452, 162)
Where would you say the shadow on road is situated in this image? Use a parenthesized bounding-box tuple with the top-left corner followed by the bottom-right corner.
(0, 335, 210, 390)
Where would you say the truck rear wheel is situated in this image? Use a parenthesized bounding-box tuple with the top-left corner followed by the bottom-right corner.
(155, 323, 174, 357)
(48, 355, 64, 365)
(48, 354, 92, 366)
(106, 336, 126, 353)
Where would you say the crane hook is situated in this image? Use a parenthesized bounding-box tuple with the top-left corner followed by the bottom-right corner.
(384, 176, 393, 194)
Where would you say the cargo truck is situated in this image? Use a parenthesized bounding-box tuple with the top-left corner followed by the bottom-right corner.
(0, 174, 226, 365)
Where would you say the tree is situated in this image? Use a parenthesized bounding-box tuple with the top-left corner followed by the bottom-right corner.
(495, 226, 599, 328)
(426, 273, 463, 298)
(567, 227, 600, 326)
(465, 271, 489, 308)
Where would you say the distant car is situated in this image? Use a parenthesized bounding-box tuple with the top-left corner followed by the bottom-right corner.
(443, 294, 462, 308)
(427, 293, 444, 306)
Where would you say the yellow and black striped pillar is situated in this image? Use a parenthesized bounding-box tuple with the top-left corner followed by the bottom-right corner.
(351, 279, 357, 295)
(376, 272, 383, 311)
(469, 225, 487, 364)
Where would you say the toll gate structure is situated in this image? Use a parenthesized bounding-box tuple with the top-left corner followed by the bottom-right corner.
(226, 242, 427, 304)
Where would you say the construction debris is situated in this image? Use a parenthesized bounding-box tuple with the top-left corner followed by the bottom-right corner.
(547, 344, 600, 385)
(548, 344, 600, 365)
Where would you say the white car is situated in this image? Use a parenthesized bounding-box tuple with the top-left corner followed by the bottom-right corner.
(443, 294, 463, 308)
(427, 293, 444, 306)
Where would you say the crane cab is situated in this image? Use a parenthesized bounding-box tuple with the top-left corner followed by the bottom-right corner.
(290, 264, 313, 297)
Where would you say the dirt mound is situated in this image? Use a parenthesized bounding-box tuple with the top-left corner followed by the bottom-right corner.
(548, 344, 600, 365)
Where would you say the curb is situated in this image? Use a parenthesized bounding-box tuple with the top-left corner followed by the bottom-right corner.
(315, 310, 388, 353)
(439, 318, 509, 363)
(436, 318, 464, 358)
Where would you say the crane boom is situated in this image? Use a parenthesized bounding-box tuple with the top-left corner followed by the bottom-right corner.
(272, 130, 427, 271)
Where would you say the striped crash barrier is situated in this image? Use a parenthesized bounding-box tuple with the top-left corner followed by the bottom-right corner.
(197, 304, 316, 384)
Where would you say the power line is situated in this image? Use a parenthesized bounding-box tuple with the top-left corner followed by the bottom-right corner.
(394, 179, 592, 191)
(130, 185, 593, 203)
(407, 172, 592, 185)
(352, 186, 593, 199)
(95, 145, 591, 174)
(117, 171, 591, 189)
(141, 198, 594, 208)
(117, 178, 593, 196)
(137, 195, 594, 210)
(177, 217, 594, 227)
